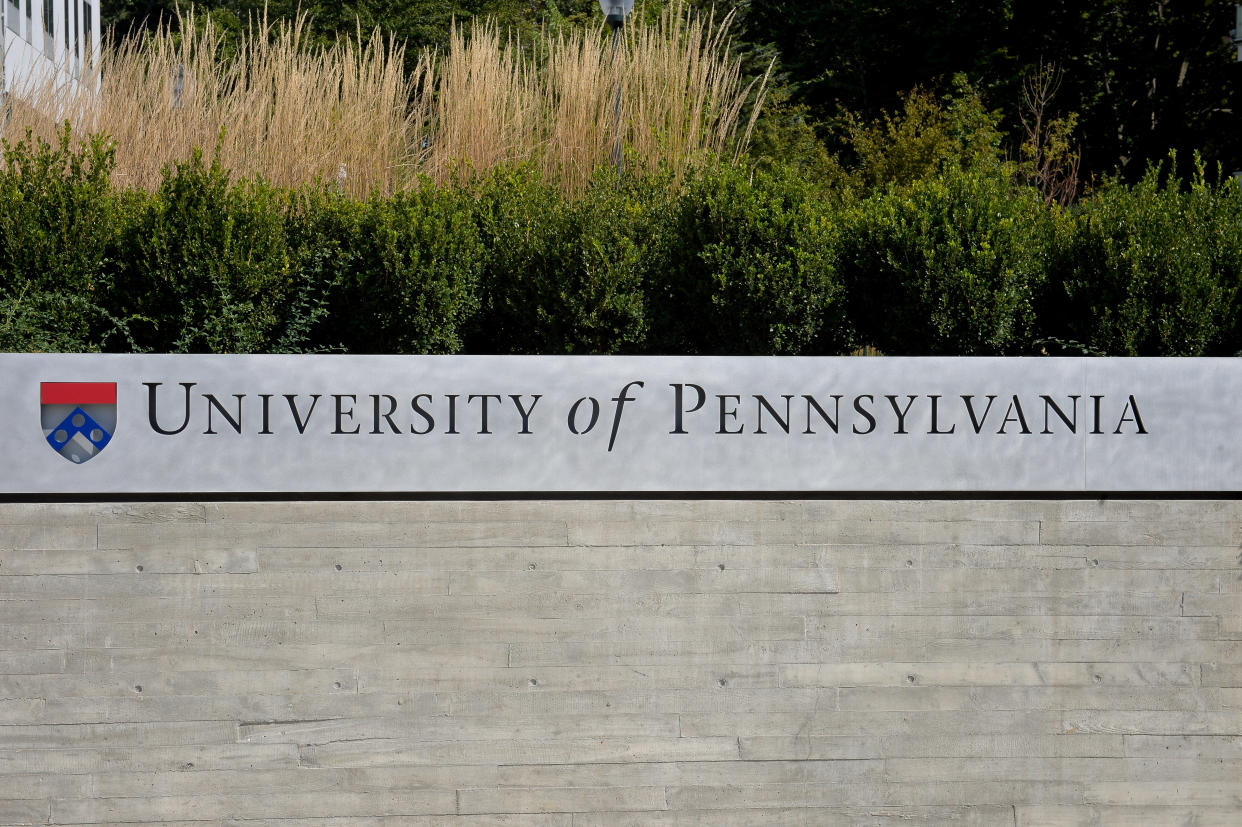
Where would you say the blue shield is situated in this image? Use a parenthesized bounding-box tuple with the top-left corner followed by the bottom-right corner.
(41, 383, 117, 464)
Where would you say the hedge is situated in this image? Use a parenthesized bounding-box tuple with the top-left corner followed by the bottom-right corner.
(837, 168, 1060, 355)
(0, 129, 125, 352)
(1040, 161, 1242, 356)
(646, 163, 848, 355)
(466, 167, 648, 355)
(3, 131, 1242, 356)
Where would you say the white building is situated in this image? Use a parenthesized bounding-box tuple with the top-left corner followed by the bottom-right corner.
(2, 0, 101, 101)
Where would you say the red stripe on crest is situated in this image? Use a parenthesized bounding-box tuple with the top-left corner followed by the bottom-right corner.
(41, 383, 117, 405)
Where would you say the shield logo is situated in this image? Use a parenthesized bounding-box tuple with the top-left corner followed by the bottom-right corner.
(41, 382, 117, 464)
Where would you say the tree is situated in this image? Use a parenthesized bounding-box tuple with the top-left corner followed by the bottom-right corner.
(730, 0, 1240, 180)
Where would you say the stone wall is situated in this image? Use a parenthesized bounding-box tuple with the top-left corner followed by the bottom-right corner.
(0, 499, 1239, 825)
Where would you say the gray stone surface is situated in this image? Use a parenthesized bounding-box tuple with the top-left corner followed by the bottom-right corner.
(0, 499, 1238, 824)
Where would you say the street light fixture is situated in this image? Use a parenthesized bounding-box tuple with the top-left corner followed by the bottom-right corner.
(600, 0, 632, 30)
(1, 0, 7, 132)
(598, 0, 633, 178)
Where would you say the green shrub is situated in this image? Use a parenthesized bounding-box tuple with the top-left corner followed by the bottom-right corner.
(109, 151, 298, 353)
(833, 79, 1009, 192)
(747, 95, 847, 195)
(268, 186, 352, 353)
(838, 168, 1055, 355)
(646, 163, 849, 354)
(0, 128, 128, 351)
(467, 167, 648, 354)
(1040, 160, 1242, 355)
(315, 181, 482, 354)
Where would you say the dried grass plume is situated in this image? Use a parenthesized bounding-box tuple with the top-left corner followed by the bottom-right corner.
(4, 3, 769, 197)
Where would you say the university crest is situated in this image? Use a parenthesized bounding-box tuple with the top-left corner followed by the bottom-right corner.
(41, 382, 117, 464)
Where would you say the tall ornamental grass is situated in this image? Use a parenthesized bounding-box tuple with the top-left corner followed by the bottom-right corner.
(5, 4, 767, 197)
(427, 6, 768, 194)
(9, 12, 416, 196)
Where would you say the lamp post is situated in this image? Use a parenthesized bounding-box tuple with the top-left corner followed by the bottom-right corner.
(1, 0, 7, 133)
(598, 0, 633, 179)
(1233, 5, 1241, 181)
(1234, 4, 1242, 62)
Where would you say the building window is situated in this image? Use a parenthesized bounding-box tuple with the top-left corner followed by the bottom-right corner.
(83, 2, 92, 65)
(42, 0, 53, 57)
(63, 0, 69, 55)
(26, 0, 32, 43)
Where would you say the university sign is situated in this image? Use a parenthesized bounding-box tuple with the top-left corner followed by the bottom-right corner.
(0, 355, 1236, 493)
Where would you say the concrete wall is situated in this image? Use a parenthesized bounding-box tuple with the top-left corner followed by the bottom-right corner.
(0, 499, 1239, 825)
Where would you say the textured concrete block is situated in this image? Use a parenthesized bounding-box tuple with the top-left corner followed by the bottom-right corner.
(0, 548, 258, 575)
(782, 661, 1197, 688)
(573, 806, 1017, 826)
(100, 521, 569, 550)
(1203, 664, 1242, 687)
(300, 736, 741, 768)
(239, 713, 681, 746)
(458, 786, 667, 815)
(739, 734, 1126, 761)
(0, 503, 205, 525)
(1083, 781, 1242, 806)
(0, 721, 237, 748)
(70, 642, 508, 674)
(1063, 711, 1242, 736)
(1181, 593, 1240, 617)
(0, 497, 1237, 824)
(569, 519, 1040, 546)
(118, 817, 569, 827)
(1123, 735, 1242, 759)
(838, 686, 1214, 713)
(1039, 519, 1242, 546)
(0, 744, 299, 775)
(444, 688, 828, 717)
(667, 780, 1085, 809)
(357, 664, 783, 693)
(0, 772, 88, 799)
(1017, 805, 1242, 827)
(805, 614, 1216, 640)
(50, 790, 458, 823)
(385, 615, 805, 645)
(259, 544, 702, 573)
(884, 567, 1219, 594)
(0, 800, 50, 826)
(78, 620, 389, 649)
(447, 568, 839, 596)
(681, 710, 1064, 738)
(884, 756, 1242, 783)
(0, 649, 67, 674)
(0, 524, 97, 550)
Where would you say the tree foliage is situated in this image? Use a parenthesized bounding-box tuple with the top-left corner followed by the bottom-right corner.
(719, 0, 1241, 181)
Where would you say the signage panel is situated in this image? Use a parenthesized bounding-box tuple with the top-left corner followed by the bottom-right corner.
(0, 355, 1235, 493)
